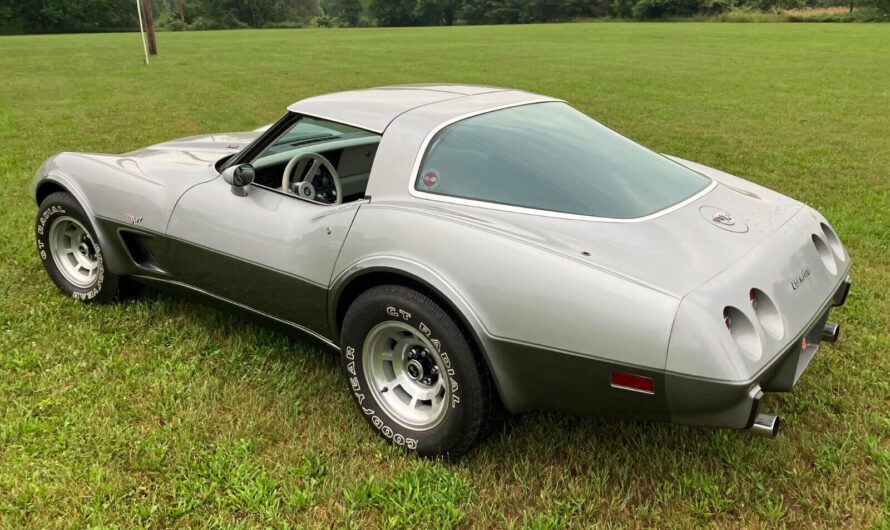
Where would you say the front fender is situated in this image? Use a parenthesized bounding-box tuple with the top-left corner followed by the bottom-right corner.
(31, 157, 132, 275)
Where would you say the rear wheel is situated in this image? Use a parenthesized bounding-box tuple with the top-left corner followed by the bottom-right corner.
(36, 192, 121, 303)
(340, 284, 497, 458)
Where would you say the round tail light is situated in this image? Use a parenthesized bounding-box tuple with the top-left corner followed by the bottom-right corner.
(722, 306, 763, 361)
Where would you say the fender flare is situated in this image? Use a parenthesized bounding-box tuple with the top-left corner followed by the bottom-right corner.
(327, 256, 510, 399)
(33, 173, 130, 275)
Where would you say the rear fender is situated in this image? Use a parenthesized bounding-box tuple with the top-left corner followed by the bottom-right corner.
(328, 257, 506, 396)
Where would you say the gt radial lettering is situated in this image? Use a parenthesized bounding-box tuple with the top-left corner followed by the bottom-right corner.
(37, 206, 65, 236)
(386, 306, 411, 320)
(416, 321, 460, 406)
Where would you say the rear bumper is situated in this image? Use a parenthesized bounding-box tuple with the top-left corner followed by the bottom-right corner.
(665, 275, 851, 430)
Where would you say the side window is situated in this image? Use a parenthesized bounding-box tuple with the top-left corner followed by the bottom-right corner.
(248, 115, 381, 204)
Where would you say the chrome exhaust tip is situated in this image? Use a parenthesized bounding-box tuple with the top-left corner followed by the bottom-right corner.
(822, 322, 840, 343)
(749, 413, 781, 438)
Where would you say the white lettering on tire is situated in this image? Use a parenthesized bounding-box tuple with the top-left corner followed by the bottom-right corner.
(346, 303, 466, 449)
(38, 205, 106, 300)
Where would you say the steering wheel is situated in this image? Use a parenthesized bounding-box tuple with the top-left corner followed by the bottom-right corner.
(281, 152, 343, 205)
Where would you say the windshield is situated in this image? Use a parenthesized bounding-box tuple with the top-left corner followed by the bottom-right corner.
(414, 102, 711, 219)
(254, 116, 374, 164)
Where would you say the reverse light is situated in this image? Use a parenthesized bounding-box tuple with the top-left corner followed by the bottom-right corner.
(611, 372, 655, 394)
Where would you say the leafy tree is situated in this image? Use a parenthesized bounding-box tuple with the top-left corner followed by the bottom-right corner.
(324, 0, 364, 25)
(3, 0, 140, 33)
(369, 0, 418, 25)
(2, 0, 887, 34)
(414, 0, 462, 24)
(631, 0, 700, 18)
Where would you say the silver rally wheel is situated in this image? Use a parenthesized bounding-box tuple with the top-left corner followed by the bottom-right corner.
(363, 320, 451, 431)
(341, 283, 496, 457)
(48, 216, 99, 288)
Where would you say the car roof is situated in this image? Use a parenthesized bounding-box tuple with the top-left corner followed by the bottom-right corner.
(287, 84, 537, 133)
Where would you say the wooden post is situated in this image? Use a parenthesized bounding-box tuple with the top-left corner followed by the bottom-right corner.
(142, 0, 158, 55)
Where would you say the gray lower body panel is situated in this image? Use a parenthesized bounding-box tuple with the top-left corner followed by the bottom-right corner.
(485, 338, 671, 420)
(94, 217, 332, 339)
(487, 276, 850, 430)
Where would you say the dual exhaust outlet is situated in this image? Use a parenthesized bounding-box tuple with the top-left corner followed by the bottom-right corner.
(749, 413, 781, 438)
(748, 322, 840, 438)
(822, 321, 840, 343)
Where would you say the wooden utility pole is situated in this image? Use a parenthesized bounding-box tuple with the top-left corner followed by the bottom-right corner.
(142, 0, 158, 55)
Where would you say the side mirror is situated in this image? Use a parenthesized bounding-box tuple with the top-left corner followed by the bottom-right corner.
(221, 163, 255, 196)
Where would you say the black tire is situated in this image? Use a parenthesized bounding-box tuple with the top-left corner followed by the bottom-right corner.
(340, 284, 497, 458)
(36, 192, 120, 303)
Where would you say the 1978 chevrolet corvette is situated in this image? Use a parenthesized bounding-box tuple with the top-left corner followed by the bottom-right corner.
(32, 85, 851, 457)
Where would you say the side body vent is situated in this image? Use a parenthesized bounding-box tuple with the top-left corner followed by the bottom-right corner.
(118, 230, 164, 273)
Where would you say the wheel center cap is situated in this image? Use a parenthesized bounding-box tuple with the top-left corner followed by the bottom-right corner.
(406, 359, 424, 380)
(78, 242, 90, 256)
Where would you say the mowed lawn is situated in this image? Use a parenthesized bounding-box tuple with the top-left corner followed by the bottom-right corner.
(1, 23, 888, 528)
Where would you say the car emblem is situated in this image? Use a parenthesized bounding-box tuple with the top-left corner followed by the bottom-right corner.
(126, 213, 143, 224)
(226, 144, 240, 150)
(790, 266, 811, 290)
(712, 212, 735, 226)
(699, 206, 748, 233)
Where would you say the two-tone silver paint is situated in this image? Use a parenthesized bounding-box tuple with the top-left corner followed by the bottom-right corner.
(31, 84, 851, 434)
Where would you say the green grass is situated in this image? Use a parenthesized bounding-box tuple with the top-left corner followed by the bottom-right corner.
(1, 23, 889, 528)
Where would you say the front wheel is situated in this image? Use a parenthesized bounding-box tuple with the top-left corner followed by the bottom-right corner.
(36, 192, 120, 303)
(340, 284, 497, 458)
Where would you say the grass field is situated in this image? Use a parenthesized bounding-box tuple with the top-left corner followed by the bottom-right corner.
(1, 23, 889, 529)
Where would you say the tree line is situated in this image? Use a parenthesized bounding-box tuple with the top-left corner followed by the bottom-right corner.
(1, 0, 886, 34)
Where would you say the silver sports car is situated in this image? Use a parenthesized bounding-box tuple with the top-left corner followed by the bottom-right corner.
(32, 85, 851, 457)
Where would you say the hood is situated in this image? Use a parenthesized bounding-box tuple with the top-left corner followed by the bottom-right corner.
(123, 130, 262, 166)
(441, 158, 803, 298)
